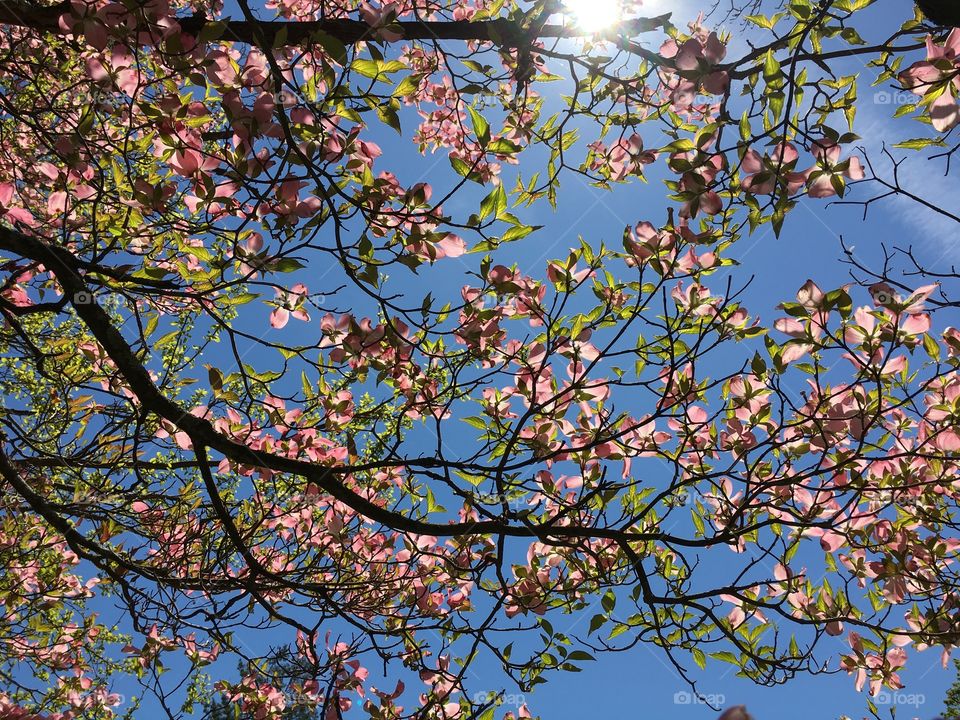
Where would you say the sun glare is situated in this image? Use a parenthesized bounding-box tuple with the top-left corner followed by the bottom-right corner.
(563, 0, 623, 33)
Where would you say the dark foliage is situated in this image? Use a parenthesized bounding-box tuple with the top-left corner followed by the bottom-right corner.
(916, 0, 960, 27)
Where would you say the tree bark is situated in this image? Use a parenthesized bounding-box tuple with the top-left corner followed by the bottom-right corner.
(0, 1, 671, 46)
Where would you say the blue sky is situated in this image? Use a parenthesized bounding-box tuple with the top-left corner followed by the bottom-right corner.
(335, 0, 960, 715)
(495, 4, 960, 718)
(61, 0, 960, 717)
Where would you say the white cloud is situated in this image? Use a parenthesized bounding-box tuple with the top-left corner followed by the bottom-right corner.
(850, 98, 960, 261)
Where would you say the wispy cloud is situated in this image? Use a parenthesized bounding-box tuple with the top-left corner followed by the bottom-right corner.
(851, 99, 960, 261)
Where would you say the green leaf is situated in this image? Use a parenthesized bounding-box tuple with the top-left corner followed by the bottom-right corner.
(351, 58, 405, 80)
(198, 20, 228, 42)
(746, 13, 782, 28)
(763, 50, 782, 82)
(607, 623, 629, 640)
(425, 487, 446, 513)
(312, 30, 348, 64)
(376, 103, 402, 133)
(154, 329, 179, 349)
(588, 614, 606, 634)
(393, 75, 420, 98)
(478, 185, 508, 221)
(710, 651, 740, 665)
(274, 258, 305, 273)
(229, 292, 259, 306)
(893, 137, 947, 150)
(691, 509, 705, 536)
(449, 156, 484, 184)
(143, 313, 159, 339)
(207, 365, 223, 391)
(502, 224, 542, 242)
(487, 138, 521, 154)
(467, 105, 490, 148)
(840, 27, 866, 45)
(352, 59, 381, 79)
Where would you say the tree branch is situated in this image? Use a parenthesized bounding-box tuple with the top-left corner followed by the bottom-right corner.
(0, 1, 671, 46)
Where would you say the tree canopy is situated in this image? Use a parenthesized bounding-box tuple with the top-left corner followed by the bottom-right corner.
(2, 0, 960, 717)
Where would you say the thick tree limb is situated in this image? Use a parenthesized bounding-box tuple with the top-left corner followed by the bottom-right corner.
(0, 229, 860, 554)
(0, 0, 671, 46)
(0, 226, 656, 544)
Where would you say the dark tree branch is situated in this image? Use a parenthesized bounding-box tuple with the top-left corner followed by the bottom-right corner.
(0, 0, 672, 46)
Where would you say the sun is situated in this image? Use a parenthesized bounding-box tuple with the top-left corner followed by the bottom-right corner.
(563, 0, 624, 33)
